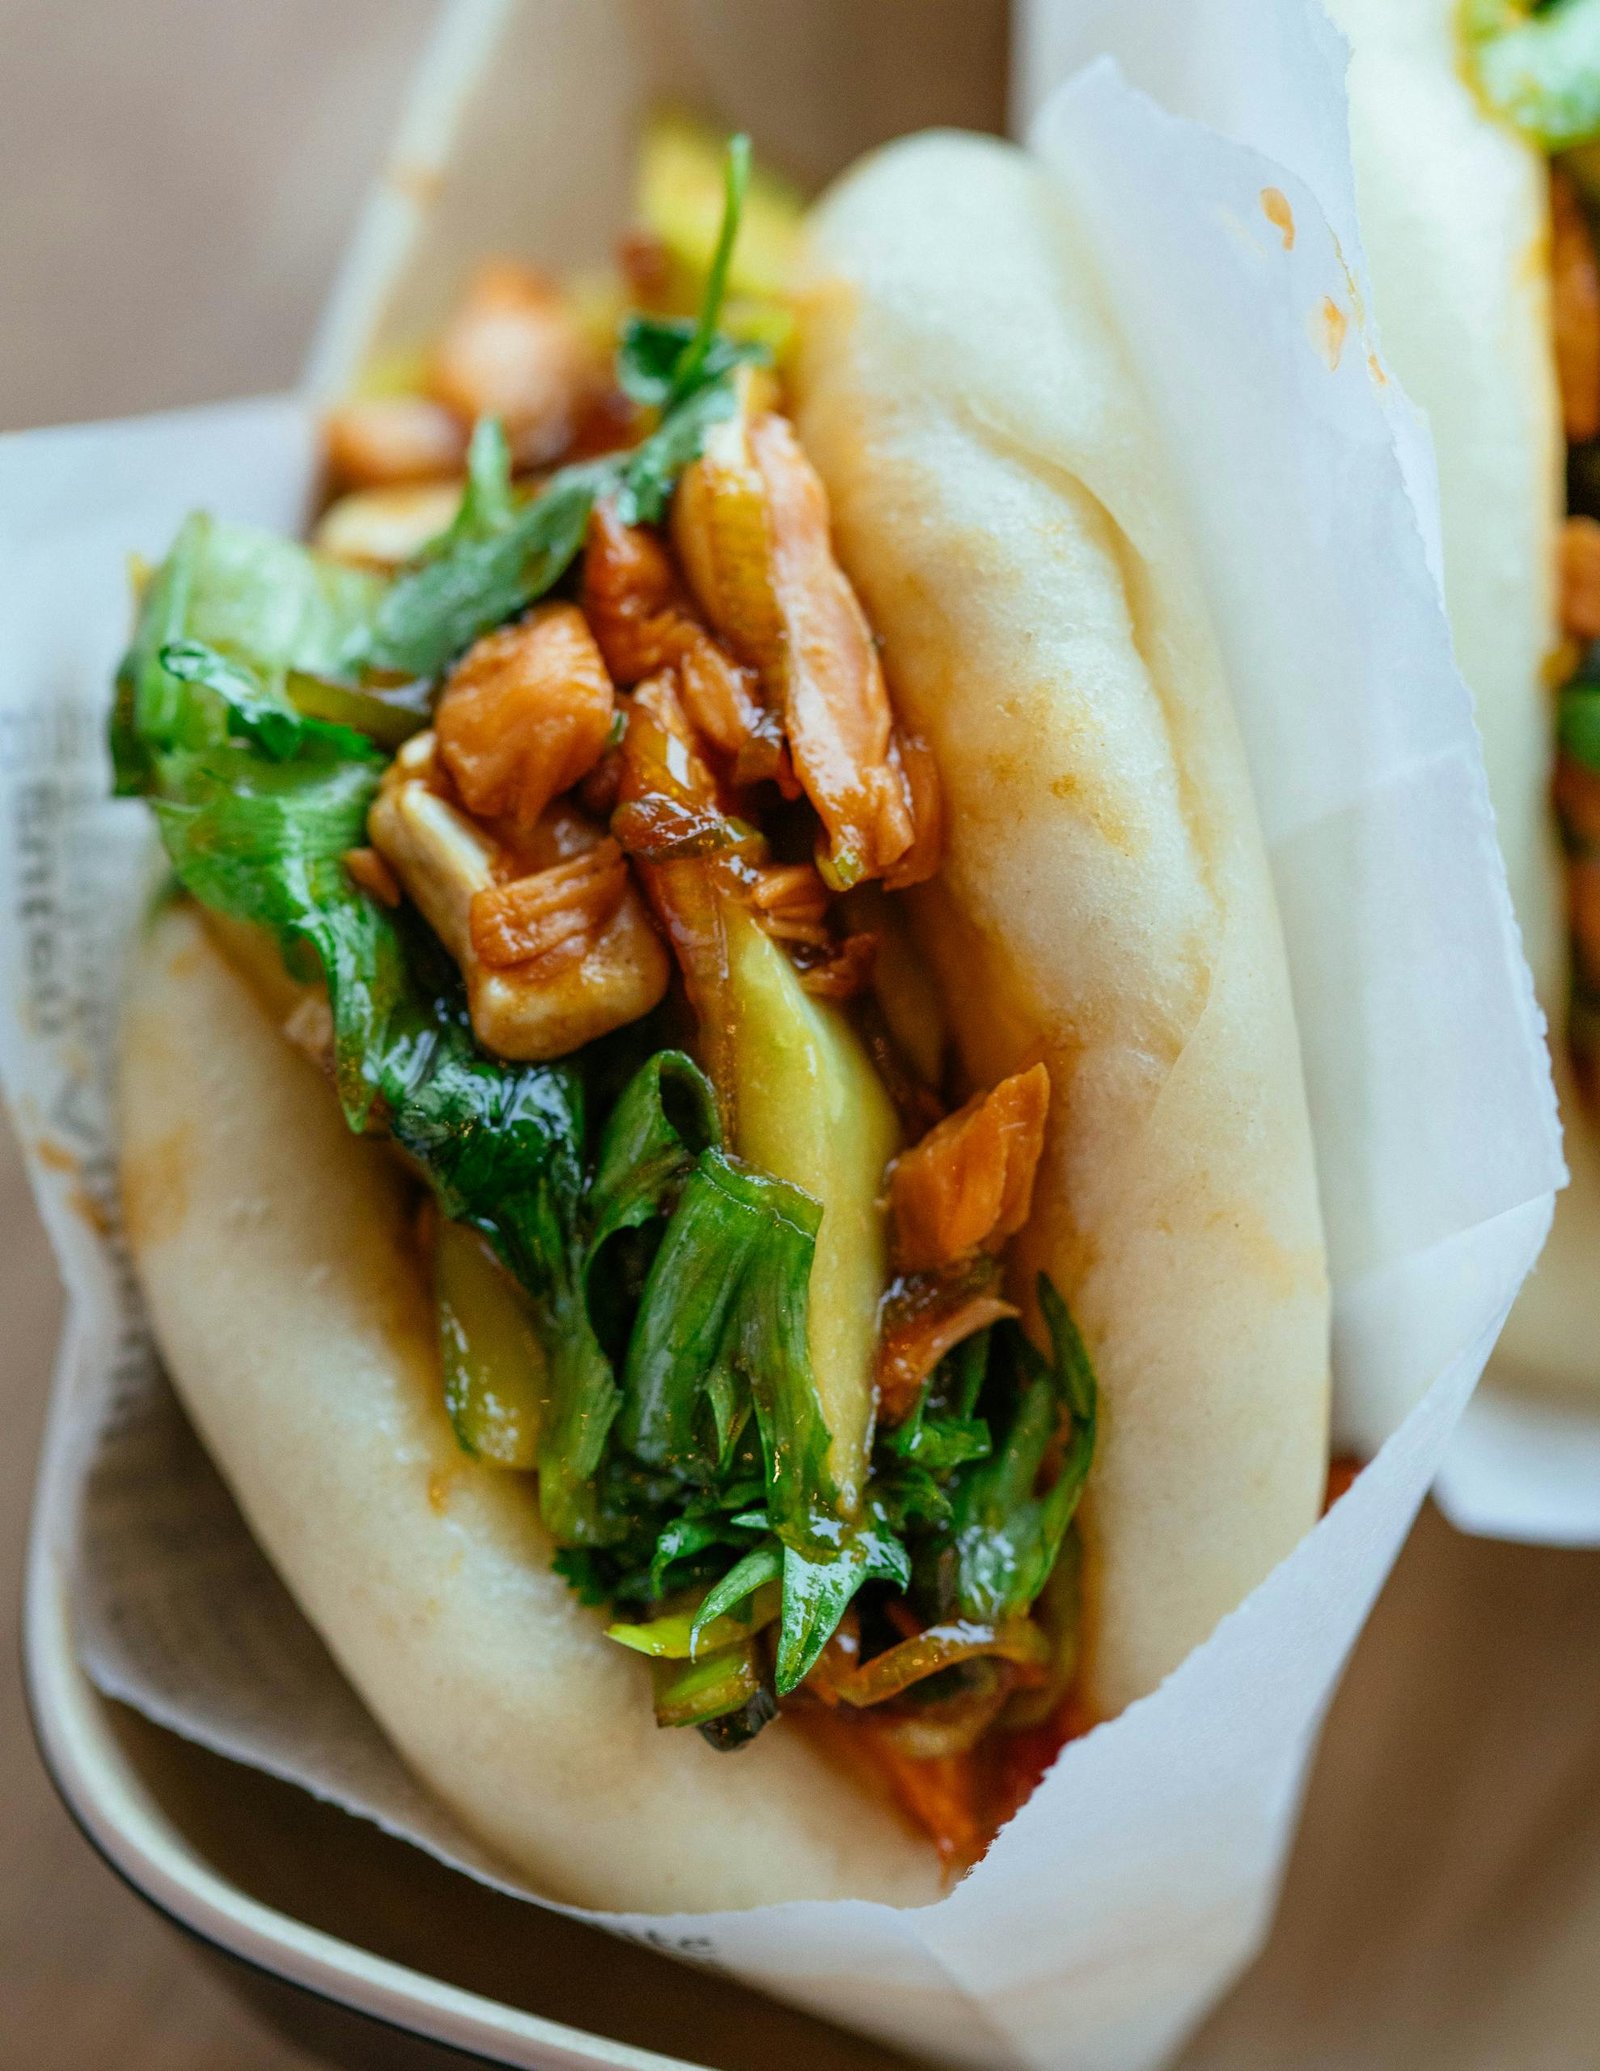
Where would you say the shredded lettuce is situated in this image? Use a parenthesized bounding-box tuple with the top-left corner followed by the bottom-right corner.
(111, 512, 382, 791)
(157, 639, 375, 763)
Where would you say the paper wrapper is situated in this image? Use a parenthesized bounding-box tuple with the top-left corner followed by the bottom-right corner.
(0, 3, 1564, 2067)
(1016, 0, 1599, 1555)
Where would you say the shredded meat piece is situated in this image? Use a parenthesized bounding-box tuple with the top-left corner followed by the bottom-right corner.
(429, 261, 597, 467)
(1553, 167, 1600, 445)
(322, 396, 467, 490)
(469, 839, 630, 971)
(884, 733, 943, 892)
(744, 870, 878, 996)
(875, 1262, 1018, 1425)
(581, 503, 683, 680)
(797, 931, 879, 1001)
(342, 845, 402, 907)
(582, 504, 686, 681)
(745, 862, 830, 946)
(368, 734, 667, 1061)
(614, 673, 750, 1123)
(862, 1733, 986, 1873)
(672, 394, 922, 885)
(886, 1064, 1052, 1275)
(611, 671, 753, 862)
(679, 633, 785, 782)
(436, 604, 616, 835)
(581, 503, 777, 777)
(1561, 514, 1600, 642)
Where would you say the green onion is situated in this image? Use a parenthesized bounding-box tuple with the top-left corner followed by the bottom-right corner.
(651, 1641, 768, 1730)
(607, 1578, 781, 1660)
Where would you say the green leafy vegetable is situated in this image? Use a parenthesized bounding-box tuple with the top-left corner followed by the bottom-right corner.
(112, 513, 382, 789)
(775, 1513, 913, 1694)
(284, 672, 432, 752)
(159, 640, 374, 763)
(431, 415, 518, 550)
(586, 1050, 721, 1263)
(689, 1539, 785, 1652)
(1560, 671, 1600, 773)
(616, 316, 707, 407)
(613, 378, 749, 528)
(951, 1279, 1098, 1626)
(882, 1333, 993, 1476)
(620, 1149, 840, 1551)
(646, 1489, 767, 1598)
(361, 461, 601, 681)
(1462, 0, 1600, 149)
(652, 1641, 772, 1738)
(661, 131, 753, 407)
(606, 1572, 780, 1658)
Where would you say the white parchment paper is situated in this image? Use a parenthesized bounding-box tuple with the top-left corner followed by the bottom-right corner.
(1018, 0, 1600, 1553)
(0, 7, 1566, 2069)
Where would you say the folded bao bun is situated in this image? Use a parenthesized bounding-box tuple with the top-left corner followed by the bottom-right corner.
(795, 135, 1329, 1717)
(120, 131, 1330, 1906)
(1327, 0, 1580, 1390)
(123, 899, 940, 1910)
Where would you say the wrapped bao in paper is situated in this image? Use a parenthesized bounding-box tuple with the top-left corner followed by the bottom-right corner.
(1018, 0, 1600, 1551)
(0, 2, 1560, 2068)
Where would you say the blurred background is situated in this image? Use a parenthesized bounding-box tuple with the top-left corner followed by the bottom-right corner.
(5, 5, 1600, 2068)
(1, 6, 431, 2064)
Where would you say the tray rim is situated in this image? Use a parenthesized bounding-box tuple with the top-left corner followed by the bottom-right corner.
(21, 1323, 710, 2071)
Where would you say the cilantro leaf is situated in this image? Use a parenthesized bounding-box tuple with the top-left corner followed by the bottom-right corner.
(614, 378, 746, 528)
(360, 461, 602, 681)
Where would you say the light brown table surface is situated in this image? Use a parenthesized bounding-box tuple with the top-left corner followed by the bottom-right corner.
(4, 6, 1600, 2069)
